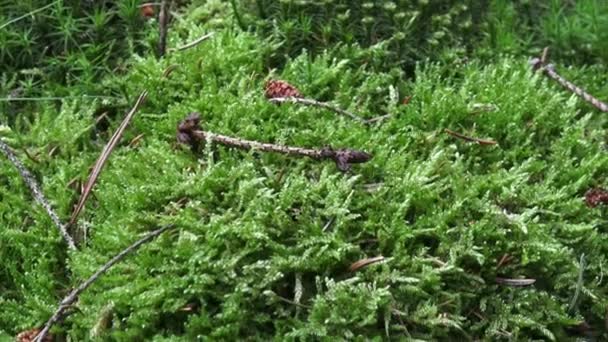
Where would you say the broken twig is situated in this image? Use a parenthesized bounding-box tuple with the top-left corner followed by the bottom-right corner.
(530, 54, 608, 112)
(34, 225, 173, 342)
(444, 129, 497, 145)
(0, 139, 76, 250)
(169, 32, 214, 52)
(177, 113, 372, 171)
(69, 91, 148, 227)
(158, 0, 170, 57)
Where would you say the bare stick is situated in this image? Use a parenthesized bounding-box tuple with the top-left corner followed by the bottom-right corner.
(169, 32, 214, 52)
(444, 129, 497, 145)
(269, 97, 389, 124)
(158, 0, 170, 57)
(177, 113, 372, 171)
(530, 57, 608, 113)
(34, 225, 173, 342)
(0, 140, 76, 250)
(69, 91, 148, 227)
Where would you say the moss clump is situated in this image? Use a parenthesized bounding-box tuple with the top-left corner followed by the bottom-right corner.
(2, 1, 608, 340)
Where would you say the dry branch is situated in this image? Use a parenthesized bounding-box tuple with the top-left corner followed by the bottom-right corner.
(177, 113, 372, 171)
(530, 55, 608, 112)
(158, 0, 170, 57)
(0, 139, 76, 250)
(33, 225, 173, 342)
(69, 91, 148, 227)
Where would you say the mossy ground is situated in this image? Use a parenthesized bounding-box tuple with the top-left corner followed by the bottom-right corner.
(1, 1, 608, 341)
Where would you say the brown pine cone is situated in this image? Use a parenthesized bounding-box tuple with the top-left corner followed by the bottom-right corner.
(16, 328, 52, 342)
(264, 79, 303, 99)
(585, 188, 608, 207)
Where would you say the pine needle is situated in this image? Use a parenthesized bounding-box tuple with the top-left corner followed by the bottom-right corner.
(68, 91, 148, 227)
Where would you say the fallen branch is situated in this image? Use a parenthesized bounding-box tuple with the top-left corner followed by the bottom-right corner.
(169, 32, 214, 52)
(177, 113, 372, 171)
(444, 129, 497, 145)
(530, 54, 608, 113)
(34, 225, 173, 342)
(0, 139, 76, 250)
(69, 91, 148, 227)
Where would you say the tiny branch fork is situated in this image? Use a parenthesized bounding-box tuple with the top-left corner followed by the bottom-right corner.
(177, 113, 372, 171)
(69, 91, 148, 227)
(269, 97, 390, 124)
(530, 52, 608, 113)
(444, 129, 497, 145)
(0, 140, 76, 250)
(33, 225, 173, 342)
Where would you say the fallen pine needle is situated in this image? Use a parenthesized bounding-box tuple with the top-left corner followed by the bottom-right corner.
(444, 129, 497, 145)
(169, 32, 214, 52)
(495, 277, 536, 287)
(34, 225, 173, 342)
(69, 91, 148, 227)
(0, 139, 76, 250)
(349, 256, 386, 272)
(269, 97, 389, 124)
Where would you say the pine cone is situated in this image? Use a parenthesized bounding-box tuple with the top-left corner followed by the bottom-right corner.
(16, 328, 52, 342)
(264, 79, 302, 99)
(585, 188, 608, 207)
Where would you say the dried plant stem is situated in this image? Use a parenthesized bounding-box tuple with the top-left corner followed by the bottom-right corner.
(269, 97, 388, 124)
(177, 113, 372, 171)
(0, 140, 76, 250)
(158, 0, 170, 57)
(530, 57, 608, 112)
(444, 129, 497, 145)
(34, 225, 173, 342)
(69, 91, 148, 227)
(170, 32, 214, 52)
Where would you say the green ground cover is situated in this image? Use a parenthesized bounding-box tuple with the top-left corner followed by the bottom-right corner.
(1, 0, 608, 340)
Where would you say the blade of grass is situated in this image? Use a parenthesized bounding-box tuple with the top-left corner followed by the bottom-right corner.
(68, 91, 148, 227)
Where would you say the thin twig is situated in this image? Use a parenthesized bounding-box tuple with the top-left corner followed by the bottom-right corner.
(0, 95, 119, 102)
(530, 56, 608, 112)
(158, 0, 170, 57)
(444, 129, 497, 145)
(169, 32, 214, 52)
(269, 97, 389, 124)
(0, 140, 76, 250)
(34, 225, 173, 342)
(177, 113, 372, 171)
(0, 1, 58, 30)
(69, 91, 148, 227)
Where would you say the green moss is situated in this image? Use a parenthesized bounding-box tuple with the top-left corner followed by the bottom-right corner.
(2, 2, 608, 340)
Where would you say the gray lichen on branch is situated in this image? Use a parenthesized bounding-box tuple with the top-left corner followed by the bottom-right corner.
(176, 113, 372, 171)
